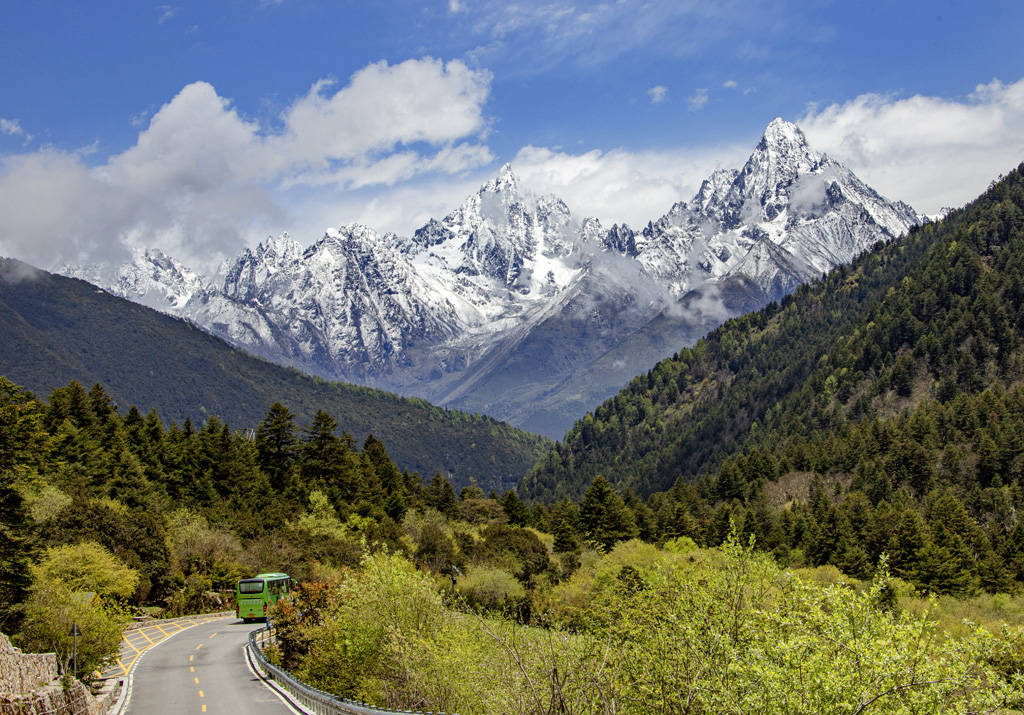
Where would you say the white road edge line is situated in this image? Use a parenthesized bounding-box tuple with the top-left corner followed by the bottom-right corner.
(244, 639, 307, 715)
(109, 616, 232, 715)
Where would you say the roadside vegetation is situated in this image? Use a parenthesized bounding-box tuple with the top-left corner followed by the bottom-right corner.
(2, 374, 1024, 704)
(268, 535, 1024, 714)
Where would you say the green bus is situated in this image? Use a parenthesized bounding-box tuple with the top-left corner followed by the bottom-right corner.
(236, 572, 291, 622)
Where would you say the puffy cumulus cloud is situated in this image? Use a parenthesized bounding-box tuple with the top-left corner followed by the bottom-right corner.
(0, 58, 492, 270)
(510, 142, 750, 228)
(648, 85, 668, 104)
(275, 58, 492, 172)
(799, 78, 1024, 214)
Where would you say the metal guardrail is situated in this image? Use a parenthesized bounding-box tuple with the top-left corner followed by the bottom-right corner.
(247, 626, 457, 715)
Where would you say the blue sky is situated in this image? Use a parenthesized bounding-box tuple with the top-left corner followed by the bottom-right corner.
(1, 1, 1023, 270)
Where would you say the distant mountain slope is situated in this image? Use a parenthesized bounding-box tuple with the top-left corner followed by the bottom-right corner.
(0, 259, 549, 492)
(520, 163, 1024, 501)
(63, 120, 920, 437)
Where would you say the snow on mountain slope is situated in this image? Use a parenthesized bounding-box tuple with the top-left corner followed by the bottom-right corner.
(61, 119, 921, 436)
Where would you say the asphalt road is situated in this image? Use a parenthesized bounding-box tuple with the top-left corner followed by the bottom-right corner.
(125, 616, 293, 714)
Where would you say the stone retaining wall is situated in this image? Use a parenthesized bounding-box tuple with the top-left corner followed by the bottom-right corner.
(0, 633, 110, 715)
(0, 633, 58, 696)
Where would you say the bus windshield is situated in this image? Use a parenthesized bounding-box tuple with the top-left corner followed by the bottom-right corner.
(238, 579, 265, 594)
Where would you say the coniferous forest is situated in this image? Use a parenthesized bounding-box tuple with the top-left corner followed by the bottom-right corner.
(520, 163, 1024, 596)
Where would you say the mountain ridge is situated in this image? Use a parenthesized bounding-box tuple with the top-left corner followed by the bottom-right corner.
(519, 161, 1024, 502)
(63, 118, 921, 437)
(0, 257, 549, 493)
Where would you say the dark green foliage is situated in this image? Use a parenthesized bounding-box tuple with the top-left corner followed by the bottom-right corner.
(518, 163, 1024, 595)
(0, 260, 550, 493)
(256, 403, 298, 493)
(477, 524, 551, 583)
(522, 163, 1024, 502)
(1, 377, 486, 619)
(579, 475, 638, 550)
(499, 490, 528, 526)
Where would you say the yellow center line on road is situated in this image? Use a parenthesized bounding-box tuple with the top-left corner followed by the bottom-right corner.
(189, 654, 194, 662)
(190, 666, 194, 672)
(195, 644, 203, 650)
(198, 690, 204, 698)
(208, 632, 217, 638)
(194, 677, 200, 684)
(202, 706, 207, 713)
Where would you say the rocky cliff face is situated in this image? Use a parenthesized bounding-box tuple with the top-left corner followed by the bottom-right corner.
(62, 119, 920, 437)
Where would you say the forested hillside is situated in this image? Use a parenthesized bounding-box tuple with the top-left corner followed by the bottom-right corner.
(523, 162, 1024, 502)
(512, 163, 1024, 598)
(0, 260, 549, 492)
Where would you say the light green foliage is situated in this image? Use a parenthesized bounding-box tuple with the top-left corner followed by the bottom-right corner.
(33, 541, 139, 600)
(21, 483, 72, 523)
(290, 490, 348, 540)
(275, 536, 1022, 714)
(18, 550, 130, 678)
(539, 539, 668, 628)
(662, 535, 698, 554)
(457, 565, 526, 614)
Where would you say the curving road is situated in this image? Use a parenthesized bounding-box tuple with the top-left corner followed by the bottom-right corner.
(125, 616, 294, 714)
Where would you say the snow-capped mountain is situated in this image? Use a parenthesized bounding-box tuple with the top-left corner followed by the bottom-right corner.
(62, 119, 920, 437)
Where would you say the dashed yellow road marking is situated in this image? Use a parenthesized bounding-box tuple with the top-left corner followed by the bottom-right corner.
(189, 654, 194, 662)
(190, 666, 195, 672)
(194, 677, 200, 684)
(202, 706, 207, 713)
(208, 632, 217, 638)
(195, 644, 203, 650)
(198, 690, 204, 698)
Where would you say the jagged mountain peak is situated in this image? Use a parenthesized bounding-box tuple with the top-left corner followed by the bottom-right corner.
(251, 232, 303, 265)
(481, 162, 521, 196)
(61, 117, 922, 437)
(760, 117, 810, 150)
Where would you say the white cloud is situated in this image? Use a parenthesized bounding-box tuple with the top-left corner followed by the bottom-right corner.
(0, 118, 29, 139)
(448, 0, 463, 12)
(0, 58, 493, 270)
(687, 88, 709, 111)
(157, 5, 177, 24)
(648, 85, 668, 104)
(457, 0, 788, 74)
(799, 77, 1024, 213)
(510, 142, 749, 228)
(723, 80, 738, 89)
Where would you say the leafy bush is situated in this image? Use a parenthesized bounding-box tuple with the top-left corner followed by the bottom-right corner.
(274, 535, 1023, 714)
(457, 566, 526, 615)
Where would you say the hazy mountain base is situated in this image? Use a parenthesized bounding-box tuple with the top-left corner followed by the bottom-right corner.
(269, 538, 1023, 715)
(438, 275, 767, 437)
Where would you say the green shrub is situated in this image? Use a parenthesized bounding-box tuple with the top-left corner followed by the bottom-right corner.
(457, 566, 526, 615)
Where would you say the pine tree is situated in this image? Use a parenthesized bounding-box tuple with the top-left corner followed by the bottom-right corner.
(424, 472, 457, 516)
(255, 403, 298, 493)
(499, 490, 528, 526)
(580, 475, 638, 550)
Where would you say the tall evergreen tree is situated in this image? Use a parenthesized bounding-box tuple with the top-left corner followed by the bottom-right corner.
(255, 402, 298, 493)
(580, 475, 638, 551)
